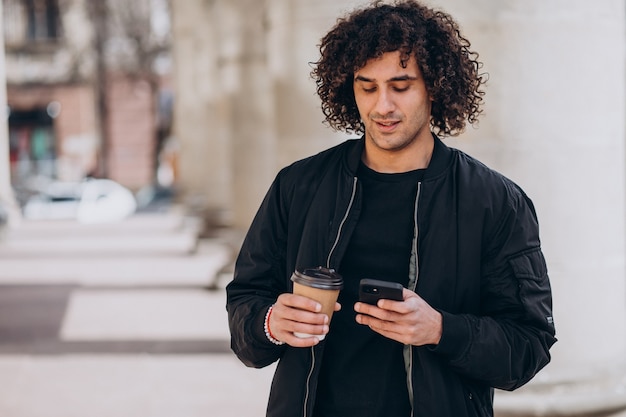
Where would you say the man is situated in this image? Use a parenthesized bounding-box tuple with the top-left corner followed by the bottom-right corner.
(226, 1, 556, 416)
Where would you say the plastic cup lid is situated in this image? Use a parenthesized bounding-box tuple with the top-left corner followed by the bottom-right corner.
(291, 266, 343, 290)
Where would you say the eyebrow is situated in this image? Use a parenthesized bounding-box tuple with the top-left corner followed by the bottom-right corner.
(354, 74, 418, 83)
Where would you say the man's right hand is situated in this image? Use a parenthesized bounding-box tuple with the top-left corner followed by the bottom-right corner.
(268, 293, 341, 347)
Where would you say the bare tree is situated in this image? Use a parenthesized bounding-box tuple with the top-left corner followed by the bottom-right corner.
(85, 0, 171, 179)
(86, 0, 110, 178)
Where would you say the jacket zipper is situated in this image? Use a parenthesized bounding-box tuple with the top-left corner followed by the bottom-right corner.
(303, 347, 316, 417)
(303, 177, 358, 417)
(326, 177, 358, 268)
(407, 181, 422, 417)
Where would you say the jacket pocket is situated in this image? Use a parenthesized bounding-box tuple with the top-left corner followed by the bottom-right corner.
(508, 248, 554, 332)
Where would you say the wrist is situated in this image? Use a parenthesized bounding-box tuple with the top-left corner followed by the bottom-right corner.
(264, 304, 285, 345)
(431, 311, 443, 345)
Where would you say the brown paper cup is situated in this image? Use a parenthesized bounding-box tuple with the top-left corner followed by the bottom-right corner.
(291, 267, 343, 340)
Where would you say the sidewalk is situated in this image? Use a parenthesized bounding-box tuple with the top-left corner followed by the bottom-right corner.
(0, 210, 275, 417)
(4, 211, 624, 417)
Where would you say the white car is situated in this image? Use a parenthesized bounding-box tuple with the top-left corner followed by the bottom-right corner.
(23, 178, 137, 224)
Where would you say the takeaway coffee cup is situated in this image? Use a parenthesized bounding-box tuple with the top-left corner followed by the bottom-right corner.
(291, 267, 343, 340)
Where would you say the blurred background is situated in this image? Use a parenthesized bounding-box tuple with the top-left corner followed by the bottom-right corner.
(0, 0, 624, 416)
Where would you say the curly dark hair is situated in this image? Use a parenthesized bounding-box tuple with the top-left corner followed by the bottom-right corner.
(311, 0, 486, 137)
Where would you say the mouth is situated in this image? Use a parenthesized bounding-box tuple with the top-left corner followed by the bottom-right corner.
(374, 120, 400, 131)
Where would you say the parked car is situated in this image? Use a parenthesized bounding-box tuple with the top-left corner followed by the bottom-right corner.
(23, 178, 137, 223)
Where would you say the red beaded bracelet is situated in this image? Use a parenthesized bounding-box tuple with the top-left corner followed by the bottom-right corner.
(264, 304, 285, 345)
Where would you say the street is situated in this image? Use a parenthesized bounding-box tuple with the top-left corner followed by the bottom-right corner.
(0, 210, 275, 417)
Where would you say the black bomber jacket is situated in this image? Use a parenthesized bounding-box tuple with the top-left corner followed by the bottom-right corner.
(226, 135, 556, 417)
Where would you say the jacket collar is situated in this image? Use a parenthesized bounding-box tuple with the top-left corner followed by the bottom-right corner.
(344, 133, 453, 180)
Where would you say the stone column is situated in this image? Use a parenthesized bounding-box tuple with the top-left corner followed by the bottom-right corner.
(170, 0, 232, 226)
(441, 1, 626, 415)
(268, 0, 362, 170)
(225, 0, 277, 230)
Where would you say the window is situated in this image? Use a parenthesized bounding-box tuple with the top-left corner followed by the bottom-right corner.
(3, 0, 61, 46)
(25, 0, 60, 41)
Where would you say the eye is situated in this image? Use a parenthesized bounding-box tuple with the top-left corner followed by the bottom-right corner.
(393, 85, 410, 92)
(362, 86, 377, 93)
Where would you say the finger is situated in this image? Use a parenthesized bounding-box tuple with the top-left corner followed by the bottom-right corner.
(288, 322, 330, 339)
(402, 288, 416, 300)
(356, 313, 408, 341)
(377, 288, 414, 314)
(354, 301, 396, 321)
(270, 314, 328, 345)
(376, 298, 406, 313)
(283, 333, 322, 348)
(277, 293, 322, 313)
(273, 305, 329, 329)
(354, 301, 380, 317)
(273, 318, 329, 348)
(355, 311, 395, 329)
(377, 289, 421, 313)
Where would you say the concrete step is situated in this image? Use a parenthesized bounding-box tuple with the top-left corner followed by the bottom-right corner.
(0, 212, 203, 257)
(0, 241, 232, 287)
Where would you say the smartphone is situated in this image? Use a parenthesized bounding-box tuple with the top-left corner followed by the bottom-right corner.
(359, 279, 404, 305)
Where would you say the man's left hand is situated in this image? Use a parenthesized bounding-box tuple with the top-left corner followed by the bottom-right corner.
(354, 288, 442, 346)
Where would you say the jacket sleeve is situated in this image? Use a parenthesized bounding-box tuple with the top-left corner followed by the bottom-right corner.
(432, 184, 557, 390)
(225, 170, 291, 368)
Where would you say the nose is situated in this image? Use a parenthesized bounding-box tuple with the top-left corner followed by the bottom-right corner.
(373, 89, 396, 116)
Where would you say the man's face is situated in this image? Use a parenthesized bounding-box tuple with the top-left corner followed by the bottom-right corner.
(354, 51, 433, 157)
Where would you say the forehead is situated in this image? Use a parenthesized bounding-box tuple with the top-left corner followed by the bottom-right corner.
(355, 51, 420, 80)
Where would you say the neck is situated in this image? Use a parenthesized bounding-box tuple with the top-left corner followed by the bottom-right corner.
(362, 134, 434, 174)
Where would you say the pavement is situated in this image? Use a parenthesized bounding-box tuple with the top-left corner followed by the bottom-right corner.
(2, 208, 626, 417)
(0, 208, 275, 417)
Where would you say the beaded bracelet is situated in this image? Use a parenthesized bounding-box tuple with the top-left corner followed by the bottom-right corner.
(264, 304, 285, 345)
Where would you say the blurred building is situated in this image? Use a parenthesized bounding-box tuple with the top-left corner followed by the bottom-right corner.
(2, 0, 172, 199)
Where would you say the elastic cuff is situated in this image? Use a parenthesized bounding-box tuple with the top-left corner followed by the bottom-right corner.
(429, 311, 470, 358)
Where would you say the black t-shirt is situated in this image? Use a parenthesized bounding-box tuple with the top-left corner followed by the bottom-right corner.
(313, 162, 424, 417)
